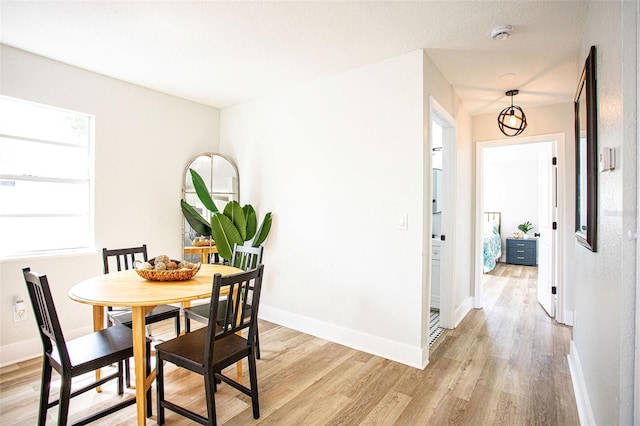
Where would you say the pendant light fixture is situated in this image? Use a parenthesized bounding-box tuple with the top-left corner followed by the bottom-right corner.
(497, 89, 527, 137)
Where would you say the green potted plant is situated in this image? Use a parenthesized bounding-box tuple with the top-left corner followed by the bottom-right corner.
(180, 169, 272, 261)
(517, 221, 534, 239)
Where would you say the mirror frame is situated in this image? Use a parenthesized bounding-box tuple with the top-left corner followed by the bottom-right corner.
(181, 153, 239, 260)
(574, 45, 597, 251)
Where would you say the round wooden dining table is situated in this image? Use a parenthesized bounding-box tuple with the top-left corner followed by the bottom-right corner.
(68, 263, 243, 426)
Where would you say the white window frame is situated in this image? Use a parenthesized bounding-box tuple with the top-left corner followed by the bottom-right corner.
(0, 95, 95, 259)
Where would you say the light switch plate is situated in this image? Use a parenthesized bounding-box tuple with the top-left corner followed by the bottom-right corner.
(399, 214, 408, 230)
(599, 147, 615, 171)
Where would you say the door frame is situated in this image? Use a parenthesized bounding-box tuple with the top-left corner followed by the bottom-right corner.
(429, 96, 456, 330)
(474, 133, 566, 324)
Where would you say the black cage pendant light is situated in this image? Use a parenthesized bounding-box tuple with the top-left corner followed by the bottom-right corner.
(497, 89, 527, 137)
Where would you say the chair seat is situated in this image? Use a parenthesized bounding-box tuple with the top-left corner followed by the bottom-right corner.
(183, 303, 209, 323)
(155, 327, 250, 370)
(184, 299, 230, 325)
(50, 325, 138, 375)
(109, 304, 180, 327)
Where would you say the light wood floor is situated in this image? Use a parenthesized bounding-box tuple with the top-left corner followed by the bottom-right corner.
(0, 263, 579, 425)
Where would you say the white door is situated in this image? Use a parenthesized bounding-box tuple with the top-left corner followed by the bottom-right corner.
(537, 142, 556, 317)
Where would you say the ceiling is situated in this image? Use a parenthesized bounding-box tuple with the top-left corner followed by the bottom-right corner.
(0, 1, 588, 116)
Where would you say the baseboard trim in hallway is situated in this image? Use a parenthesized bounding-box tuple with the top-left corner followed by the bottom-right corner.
(568, 341, 595, 425)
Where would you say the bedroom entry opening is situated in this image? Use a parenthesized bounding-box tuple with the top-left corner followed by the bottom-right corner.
(476, 136, 563, 322)
(429, 97, 456, 350)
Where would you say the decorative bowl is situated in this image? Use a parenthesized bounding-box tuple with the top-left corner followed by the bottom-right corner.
(134, 260, 201, 281)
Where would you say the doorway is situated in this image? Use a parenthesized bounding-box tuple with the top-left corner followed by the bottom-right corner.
(474, 134, 565, 322)
(429, 97, 456, 348)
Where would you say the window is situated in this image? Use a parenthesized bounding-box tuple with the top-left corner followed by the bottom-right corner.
(0, 96, 94, 258)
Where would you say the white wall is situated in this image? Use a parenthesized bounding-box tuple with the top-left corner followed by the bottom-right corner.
(221, 50, 427, 367)
(0, 45, 220, 366)
(568, 1, 637, 424)
(220, 49, 473, 368)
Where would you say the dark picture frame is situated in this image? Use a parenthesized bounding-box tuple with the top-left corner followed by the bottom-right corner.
(574, 45, 597, 251)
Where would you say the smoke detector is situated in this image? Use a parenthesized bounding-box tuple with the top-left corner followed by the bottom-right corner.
(491, 25, 513, 41)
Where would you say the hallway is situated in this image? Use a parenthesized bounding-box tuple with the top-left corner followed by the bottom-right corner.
(419, 262, 578, 424)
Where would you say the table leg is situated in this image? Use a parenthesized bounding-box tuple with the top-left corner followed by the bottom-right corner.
(92, 306, 105, 390)
(237, 358, 243, 382)
(231, 288, 244, 383)
(132, 306, 152, 426)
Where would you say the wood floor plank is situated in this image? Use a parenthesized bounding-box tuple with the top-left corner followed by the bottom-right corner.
(324, 357, 406, 425)
(0, 263, 579, 425)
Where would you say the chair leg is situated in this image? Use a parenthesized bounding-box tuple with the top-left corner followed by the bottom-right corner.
(117, 360, 124, 395)
(248, 352, 260, 419)
(203, 371, 217, 426)
(57, 373, 72, 426)
(146, 340, 152, 418)
(255, 323, 261, 360)
(38, 360, 52, 426)
(156, 355, 165, 425)
(174, 312, 181, 336)
(125, 358, 131, 387)
(185, 315, 191, 333)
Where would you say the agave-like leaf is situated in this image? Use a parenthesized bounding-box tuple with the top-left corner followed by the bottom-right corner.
(180, 199, 212, 236)
(210, 212, 243, 261)
(243, 204, 257, 241)
(190, 169, 219, 213)
(252, 212, 272, 247)
(224, 201, 247, 241)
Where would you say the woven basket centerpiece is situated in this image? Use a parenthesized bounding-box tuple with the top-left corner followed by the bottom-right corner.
(135, 255, 201, 281)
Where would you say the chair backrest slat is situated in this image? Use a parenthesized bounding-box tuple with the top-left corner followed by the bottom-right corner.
(231, 245, 263, 271)
(22, 267, 71, 367)
(204, 265, 264, 366)
(102, 244, 148, 273)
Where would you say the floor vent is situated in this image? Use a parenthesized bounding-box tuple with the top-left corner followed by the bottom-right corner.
(429, 310, 445, 347)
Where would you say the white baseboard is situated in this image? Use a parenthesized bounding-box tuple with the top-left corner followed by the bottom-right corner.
(259, 304, 428, 369)
(568, 340, 595, 426)
(0, 325, 93, 368)
(562, 310, 575, 326)
(472, 296, 482, 309)
(454, 297, 473, 328)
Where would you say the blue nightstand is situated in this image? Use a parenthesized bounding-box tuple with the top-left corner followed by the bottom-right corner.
(506, 238, 537, 266)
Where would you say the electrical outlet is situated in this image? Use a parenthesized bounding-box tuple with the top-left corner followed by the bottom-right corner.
(13, 300, 26, 322)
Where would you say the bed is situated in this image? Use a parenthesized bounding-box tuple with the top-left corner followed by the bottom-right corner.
(482, 212, 502, 273)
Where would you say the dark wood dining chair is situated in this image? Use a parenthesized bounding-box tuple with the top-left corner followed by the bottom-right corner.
(183, 244, 264, 358)
(102, 245, 181, 336)
(156, 265, 265, 425)
(102, 245, 181, 386)
(22, 267, 152, 425)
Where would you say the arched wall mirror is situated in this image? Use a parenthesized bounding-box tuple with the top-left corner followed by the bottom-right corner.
(182, 153, 239, 263)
